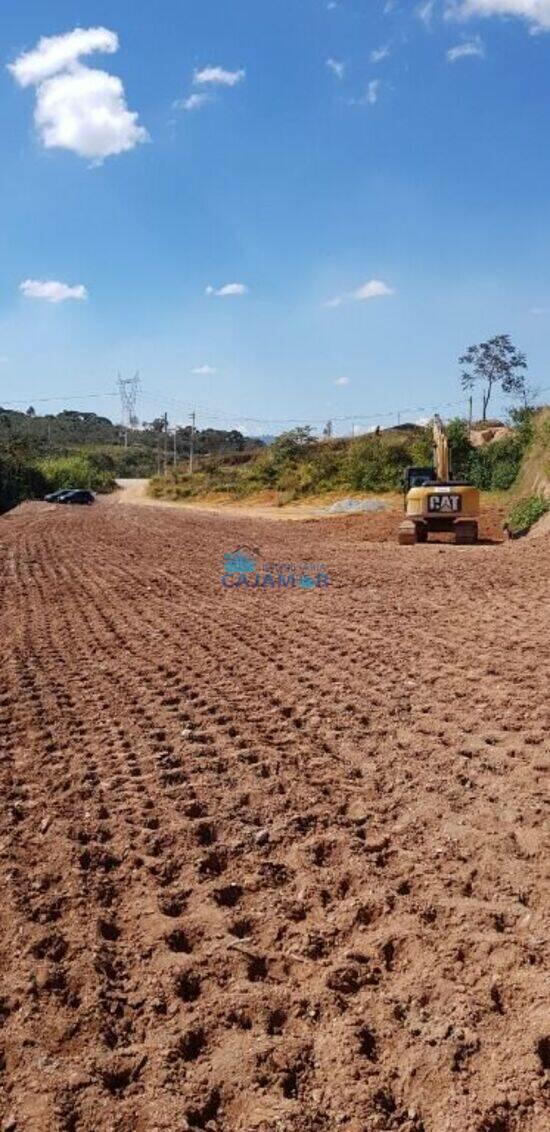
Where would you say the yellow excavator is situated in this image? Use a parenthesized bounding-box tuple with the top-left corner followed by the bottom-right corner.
(398, 416, 480, 545)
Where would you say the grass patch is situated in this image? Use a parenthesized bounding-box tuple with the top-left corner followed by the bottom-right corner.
(506, 495, 549, 534)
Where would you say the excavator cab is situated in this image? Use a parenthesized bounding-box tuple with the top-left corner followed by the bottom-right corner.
(398, 419, 480, 546)
(403, 466, 435, 492)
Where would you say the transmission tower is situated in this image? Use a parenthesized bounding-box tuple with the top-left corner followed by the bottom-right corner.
(118, 372, 140, 448)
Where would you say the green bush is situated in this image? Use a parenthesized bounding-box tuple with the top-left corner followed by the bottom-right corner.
(243, 452, 279, 488)
(447, 418, 474, 477)
(506, 495, 549, 533)
(37, 454, 116, 493)
(345, 434, 412, 491)
(410, 428, 435, 467)
(467, 434, 523, 491)
(491, 459, 521, 490)
(0, 454, 48, 513)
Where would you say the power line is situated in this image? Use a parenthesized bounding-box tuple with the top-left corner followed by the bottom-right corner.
(189, 410, 196, 474)
(139, 387, 550, 427)
(2, 383, 549, 431)
(0, 393, 119, 405)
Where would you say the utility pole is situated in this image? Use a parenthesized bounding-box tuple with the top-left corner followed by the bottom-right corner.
(163, 412, 169, 476)
(189, 410, 196, 475)
(468, 395, 473, 440)
(173, 427, 177, 468)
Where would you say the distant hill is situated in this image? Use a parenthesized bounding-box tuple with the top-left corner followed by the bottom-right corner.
(0, 407, 124, 449)
(0, 407, 263, 477)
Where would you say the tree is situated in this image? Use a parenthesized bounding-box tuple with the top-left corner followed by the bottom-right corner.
(323, 420, 333, 439)
(459, 335, 527, 421)
(272, 426, 315, 463)
(26, 405, 36, 417)
(144, 417, 167, 433)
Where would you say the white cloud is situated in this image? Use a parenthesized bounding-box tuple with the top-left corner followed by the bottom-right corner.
(8, 27, 118, 86)
(193, 65, 245, 87)
(176, 92, 212, 112)
(8, 27, 147, 162)
(335, 376, 349, 386)
(447, 35, 485, 58)
(366, 79, 381, 104)
(417, 0, 436, 27)
(326, 57, 346, 78)
(35, 69, 147, 161)
(205, 282, 248, 297)
(325, 278, 395, 307)
(446, 1, 550, 33)
(20, 279, 88, 303)
(370, 45, 391, 62)
(191, 364, 217, 374)
(348, 81, 382, 108)
(176, 64, 244, 115)
(353, 279, 394, 299)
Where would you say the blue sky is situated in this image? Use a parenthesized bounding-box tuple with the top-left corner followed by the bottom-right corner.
(1, 0, 550, 435)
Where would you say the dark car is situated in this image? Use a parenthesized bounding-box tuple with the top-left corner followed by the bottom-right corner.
(59, 490, 95, 505)
(44, 488, 76, 503)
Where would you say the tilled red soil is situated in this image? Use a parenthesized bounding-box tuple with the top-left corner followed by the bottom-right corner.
(0, 500, 548, 1132)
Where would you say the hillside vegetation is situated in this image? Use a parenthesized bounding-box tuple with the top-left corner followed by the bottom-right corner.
(503, 408, 550, 533)
(0, 406, 259, 513)
(512, 407, 550, 500)
(149, 411, 546, 504)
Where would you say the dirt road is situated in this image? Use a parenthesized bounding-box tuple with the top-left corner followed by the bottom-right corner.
(0, 500, 548, 1131)
(113, 479, 400, 523)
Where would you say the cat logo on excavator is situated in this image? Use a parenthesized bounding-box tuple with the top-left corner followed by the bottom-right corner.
(398, 416, 480, 546)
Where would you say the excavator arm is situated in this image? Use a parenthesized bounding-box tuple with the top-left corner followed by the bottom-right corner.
(433, 415, 449, 482)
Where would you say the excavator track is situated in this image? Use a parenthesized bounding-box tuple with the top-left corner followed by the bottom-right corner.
(454, 519, 478, 545)
(398, 520, 418, 546)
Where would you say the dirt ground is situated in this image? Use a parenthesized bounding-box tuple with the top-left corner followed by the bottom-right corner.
(114, 480, 507, 540)
(0, 498, 548, 1132)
